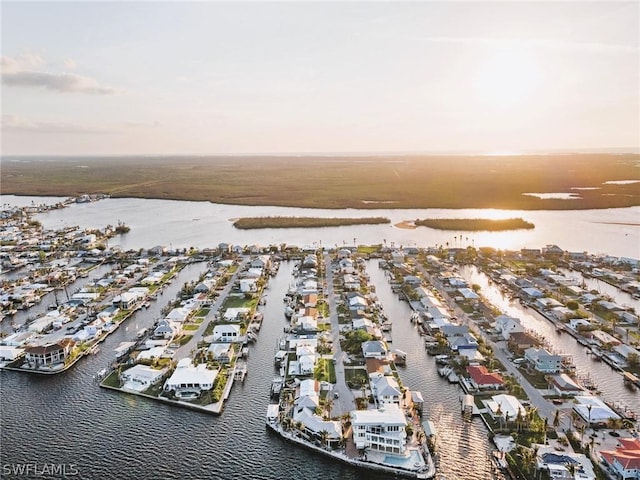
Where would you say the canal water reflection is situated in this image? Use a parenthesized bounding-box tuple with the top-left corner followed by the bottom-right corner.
(458, 265, 638, 409)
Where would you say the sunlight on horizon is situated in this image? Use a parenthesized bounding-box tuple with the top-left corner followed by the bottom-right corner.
(473, 50, 541, 110)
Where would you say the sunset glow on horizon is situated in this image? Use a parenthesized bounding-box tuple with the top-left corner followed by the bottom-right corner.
(1, 2, 638, 156)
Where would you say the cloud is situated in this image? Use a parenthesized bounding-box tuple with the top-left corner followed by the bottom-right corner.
(1, 54, 116, 94)
(2, 115, 115, 134)
(63, 58, 77, 70)
(418, 36, 639, 54)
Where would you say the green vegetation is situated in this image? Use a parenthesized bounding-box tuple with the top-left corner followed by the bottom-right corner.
(314, 358, 336, 383)
(233, 216, 390, 229)
(342, 330, 373, 355)
(414, 218, 535, 231)
(3, 154, 638, 210)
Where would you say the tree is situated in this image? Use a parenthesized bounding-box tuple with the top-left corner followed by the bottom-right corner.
(553, 409, 561, 430)
(566, 300, 579, 311)
(319, 430, 330, 447)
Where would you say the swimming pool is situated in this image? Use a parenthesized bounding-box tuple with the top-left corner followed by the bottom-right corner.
(383, 449, 423, 468)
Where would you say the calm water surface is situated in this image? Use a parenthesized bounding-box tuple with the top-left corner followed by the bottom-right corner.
(2, 195, 638, 258)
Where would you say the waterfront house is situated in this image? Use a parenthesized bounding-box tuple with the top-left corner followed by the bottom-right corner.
(239, 278, 258, 293)
(97, 306, 120, 322)
(535, 297, 564, 310)
(362, 340, 388, 360)
(347, 293, 368, 310)
(350, 404, 407, 454)
(212, 324, 241, 343)
(295, 315, 318, 333)
(369, 372, 402, 405)
(250, 255, 270, 270)
(522, 287, 544, 299)
(524, 347, 563, 373)
(495, 315, 525, 340)
(223, 307, 250, 322)
(508, 331, 540, 352)
(24, 339, 75, 368)
(466, 365, 504, 390)
(352, 318, 382, 339)
(137, 346, 166, 361)
(573, 396, 620, 425)
(589, 330, 621, 347)
(0, 346, 25, 361)
(600, 438, 640, 480)
(485, 394, 526, 422)
(120, 364, 167, 392)
(207, 343, 235, 364)
(163, 359, 218, 394)
(153, 319, 180, 340)
(549, 374, 584, 396)
(113, 291, 142, 310)
(534, 446, 595, 480)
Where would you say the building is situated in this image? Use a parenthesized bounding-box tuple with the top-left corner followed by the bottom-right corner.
(362, 340, 388, 360)
(535, 446, 596, 480)
(163, 359, 218, 394)
(369, 372, 402, 405)
(524, 347, 563, 373)
(212, 324, 241, 343)
(24, 339, 75, 368)
(120, 364, 167, 392)
(572, 396, 620, 426)
(350, 404, 407, 454)
(467, 365, 505, 390)
(600, 438, 640, 480)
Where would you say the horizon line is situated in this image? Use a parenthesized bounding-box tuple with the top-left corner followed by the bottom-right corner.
(2, 147, 639, 158)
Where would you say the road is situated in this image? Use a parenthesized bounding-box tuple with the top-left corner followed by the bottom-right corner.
(416, 263, 574, 436)
(324, 253, 357, 416)
(174, 257, 249, 361)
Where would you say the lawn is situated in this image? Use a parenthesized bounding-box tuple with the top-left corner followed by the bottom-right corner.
(314, 358, 336, 383)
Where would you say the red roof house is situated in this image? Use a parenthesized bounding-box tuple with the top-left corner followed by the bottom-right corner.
(600, 438, 640, 479)
(467, 365, 505, 390)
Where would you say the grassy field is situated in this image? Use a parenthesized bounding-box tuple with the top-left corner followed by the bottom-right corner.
(414, 218, 535, 231)
(233, 216, 390, 229)
(2, 154, 638, 210)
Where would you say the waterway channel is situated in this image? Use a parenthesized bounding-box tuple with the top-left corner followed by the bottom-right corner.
(457, 265, 639, 410)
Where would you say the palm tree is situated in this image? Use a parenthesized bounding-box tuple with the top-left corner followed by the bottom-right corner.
(324, 397, 334, 420)
(319, 430, 330, 447)
(553, 409, 561, 431)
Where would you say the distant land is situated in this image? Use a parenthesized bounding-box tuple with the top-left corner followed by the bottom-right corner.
(1, 154, 638, 210)
(232, 216, 391, 229)
(413, 218, 535, 231)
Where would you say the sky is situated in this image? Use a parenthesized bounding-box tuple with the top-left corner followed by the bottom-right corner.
(1, 1, 639, 155)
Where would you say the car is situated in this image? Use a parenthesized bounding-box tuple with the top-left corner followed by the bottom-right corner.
(333, 392, 339, 399)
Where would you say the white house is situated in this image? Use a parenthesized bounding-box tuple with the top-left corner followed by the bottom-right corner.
(535, 446, 596, 480)
(212, 324, 241, 343)
(495, 315, 525, 340)
(207, 343, 235, 364)
(573, 396, 620, 425)
(350, 404, 407, 454)
(223, 307, 250, 322)
(120, 364, 167, 392)
(362, 340, 388, 360)
(163, 359, 218, 393)
(239, 278, 258, 293)
(370, 372, 402, 405)
(486, 394, 526, 422)
(600, 438, 640, 480)
(153, 319, 180, 340)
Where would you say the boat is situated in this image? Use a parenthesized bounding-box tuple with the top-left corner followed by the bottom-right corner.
(270, 377, 284, 398)
(266, 403, 280, 427)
